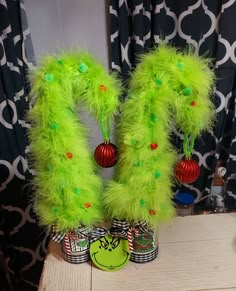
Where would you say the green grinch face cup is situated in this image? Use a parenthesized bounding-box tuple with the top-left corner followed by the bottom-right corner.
(90, 234, 130, 271)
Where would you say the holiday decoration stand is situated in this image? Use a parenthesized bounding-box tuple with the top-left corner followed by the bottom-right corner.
(103, 45, 215, 263)
(27, 51, 120, 263)
(28, 45, 215, 269)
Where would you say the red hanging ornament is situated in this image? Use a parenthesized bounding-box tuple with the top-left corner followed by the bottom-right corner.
(175, 158, 200, 184)
(94, 141, 118, 168)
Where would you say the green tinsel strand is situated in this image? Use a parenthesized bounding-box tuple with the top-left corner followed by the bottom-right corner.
(27, 51, 120, 231)
(183, 133, 195, 159)
(103, 45, 215, 228)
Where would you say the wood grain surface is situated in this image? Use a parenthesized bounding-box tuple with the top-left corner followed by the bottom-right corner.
(39, 214, 236, 291)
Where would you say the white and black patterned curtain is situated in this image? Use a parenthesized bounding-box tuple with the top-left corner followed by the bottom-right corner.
(109, 0, 236, 209)
(0, 1, 49, 290)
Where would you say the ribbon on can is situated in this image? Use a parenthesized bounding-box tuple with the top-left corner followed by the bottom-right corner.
(51, 224, 66, 243)
(51, 224, 91, 243)
(133, 220, 153, 234)
(90, 227, 108, 243)
(109, 218, 130, 238)
(51, 219, 153, 252)
(90, 219, 130, 243)
(110, 219, 153, 253)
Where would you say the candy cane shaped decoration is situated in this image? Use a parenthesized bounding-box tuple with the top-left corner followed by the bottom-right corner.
(103, 45, 215, 227)
(27, 52, 120, 232)
(63, 235, 71, 255)
(127, 227, 139, 252)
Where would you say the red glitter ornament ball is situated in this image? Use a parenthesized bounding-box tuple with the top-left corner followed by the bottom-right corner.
(175, 158, 200, 184)
(94, 141, 118, 168)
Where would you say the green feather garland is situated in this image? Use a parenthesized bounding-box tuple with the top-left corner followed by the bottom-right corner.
(103, 45, 215, 228)
(27, 51, 120, 232)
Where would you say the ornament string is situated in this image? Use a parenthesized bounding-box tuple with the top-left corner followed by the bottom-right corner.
(183, 133, 195, 159)
(99, 114, 110, 142)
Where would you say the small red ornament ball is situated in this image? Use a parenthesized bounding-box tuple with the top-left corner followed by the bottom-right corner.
(175, 158, 200, 184)
(94, 141, 118, 168)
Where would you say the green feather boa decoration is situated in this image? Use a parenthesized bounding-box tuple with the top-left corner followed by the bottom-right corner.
(103, 45, 215, 228)
(27, 52, 120, 231)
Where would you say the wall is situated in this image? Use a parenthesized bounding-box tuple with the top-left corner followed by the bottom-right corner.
(24, 0, 114, 179)
(24, 0, 109, 65)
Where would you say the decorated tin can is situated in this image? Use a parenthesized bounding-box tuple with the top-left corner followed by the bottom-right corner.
(61, 226, 92, 264)
(129, 221, 158, 263)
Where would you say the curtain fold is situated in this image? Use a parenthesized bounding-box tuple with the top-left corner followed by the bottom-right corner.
(0, 1, 49, 290)
(109, 0, 236, 209)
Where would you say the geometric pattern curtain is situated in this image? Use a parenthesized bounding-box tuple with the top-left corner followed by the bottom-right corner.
(0, 1, 49, 289)
(109, 0, 236, 210)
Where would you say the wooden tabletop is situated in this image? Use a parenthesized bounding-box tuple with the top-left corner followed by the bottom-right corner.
(39, 213, 236, 291)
